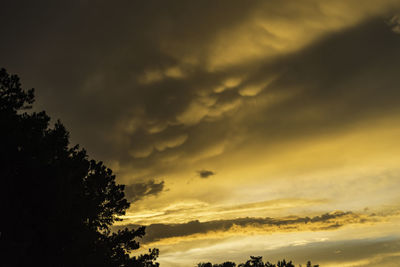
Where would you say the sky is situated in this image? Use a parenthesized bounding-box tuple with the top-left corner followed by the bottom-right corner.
(2, 0, 400, 266)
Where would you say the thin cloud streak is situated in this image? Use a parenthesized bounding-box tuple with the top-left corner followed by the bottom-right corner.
(115, 211, 378, 245)
(120, 198, 330, 225)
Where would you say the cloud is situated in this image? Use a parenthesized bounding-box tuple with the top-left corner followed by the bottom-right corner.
(261, 236, 400, 267)
(154, 134, 188, 152)
(2, 0, 400, 183)
(119, 198, 329, 225)
(197, 170, 215, 179)
(124, 180, 165, 202)
(387, 14, 400, 33)
(115, 211, 374, 245)
(117, 14, 400, 181)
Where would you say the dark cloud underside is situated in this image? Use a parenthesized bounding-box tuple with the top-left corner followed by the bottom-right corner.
(115, 211, 366, 244)
(197, 170, 215, 178)
(124, 180, 165, 202)
(1, 1, 400, 183)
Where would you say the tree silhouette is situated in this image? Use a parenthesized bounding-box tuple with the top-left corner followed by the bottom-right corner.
(240, 256, 265, 267)
(198, 262, 236, 267)
(306, 261, 319, 267)
(221, 262, 236, 267)
(0, 68, 158, 266)
(199, 257, 319, 267)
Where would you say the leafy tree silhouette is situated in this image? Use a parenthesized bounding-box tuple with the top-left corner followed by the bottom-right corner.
(199, 257, 319, 267)
(306, 260, 319, 267)
(240, 256, 265, 267)
(0, 68, 158, 267)
(198, 262, 236, 267)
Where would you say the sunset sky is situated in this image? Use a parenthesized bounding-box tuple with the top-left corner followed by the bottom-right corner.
(2, 1, 400, 266)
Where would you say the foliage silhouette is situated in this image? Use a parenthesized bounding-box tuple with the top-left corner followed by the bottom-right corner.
(198, 257, 319, 267)
(0, 68, 158, 266)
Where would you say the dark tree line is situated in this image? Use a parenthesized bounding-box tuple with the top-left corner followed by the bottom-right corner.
(198, 256, 319, 267)
(0, 68, 158, 266)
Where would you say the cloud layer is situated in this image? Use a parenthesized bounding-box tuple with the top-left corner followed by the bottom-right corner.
(115, 210, 375, 245)
(2, 1, 400, 266)
(2, 1, 400, 182)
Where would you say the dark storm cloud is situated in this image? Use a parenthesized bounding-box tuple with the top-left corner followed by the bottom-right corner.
(0, 0, 258, 162)
(1, 0, 400, 183)
(197, 170, 215, 178)
(238, 17, 400, 142)
(115, 211, 367, 244)
(124, 180, 165, 202)
(132, 17, 400, 178)
(176, 17, 400, 170)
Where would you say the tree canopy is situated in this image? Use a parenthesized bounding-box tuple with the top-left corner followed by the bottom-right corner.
(0, 68, 158, 266)
(198, 257, 319, 267)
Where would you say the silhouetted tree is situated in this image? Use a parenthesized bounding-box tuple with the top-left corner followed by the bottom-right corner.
(276, 259, 294, 267)
(0, 68, 158, 266)
(200, 257, 317, 267)
(198, 262, 236, 267)
(240, 256, 265, 267)
(220, 262, 236, 267)
(306, 260, 319, 267)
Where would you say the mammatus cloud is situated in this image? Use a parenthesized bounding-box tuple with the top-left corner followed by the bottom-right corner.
(115, 211, 375, 245)
(1, 0, 400, 183)
(387, 15, 400, 33)
(124, 180, 165, 202)
(197, 170, 215, 178)
(129, 134, 188, 159)
(105, 15, 400, 183)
